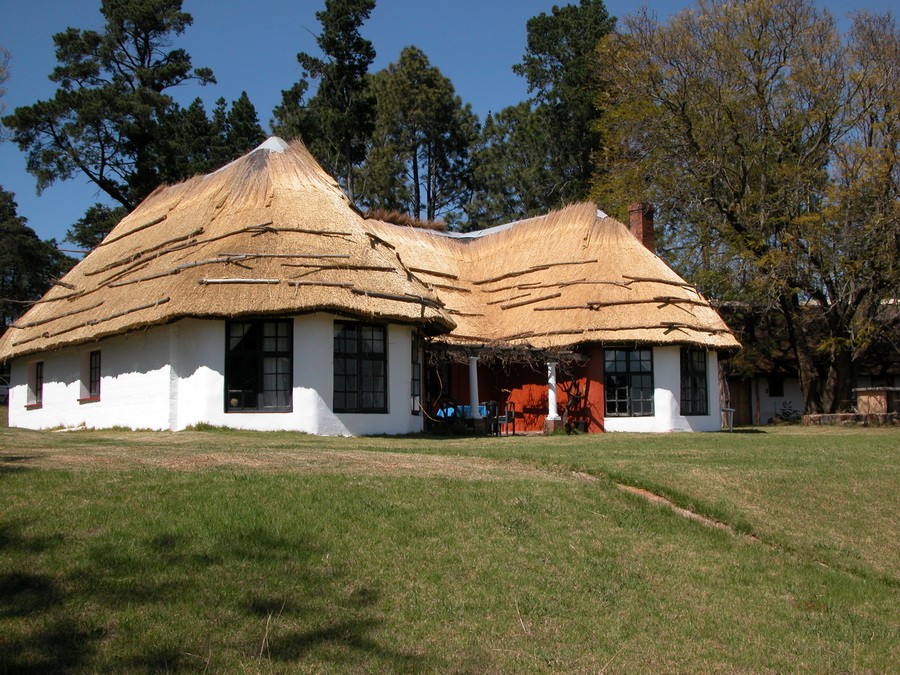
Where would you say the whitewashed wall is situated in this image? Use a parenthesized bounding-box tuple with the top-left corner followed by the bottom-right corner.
(749, 376, 805, 424)
(604, 346, 722, 432)
(8, 313, 424, 435)
(8, 328, 173, 430)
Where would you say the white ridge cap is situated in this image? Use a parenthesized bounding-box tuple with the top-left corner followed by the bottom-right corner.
(206, 137, 290, 177)
(258, 136, 290, 154)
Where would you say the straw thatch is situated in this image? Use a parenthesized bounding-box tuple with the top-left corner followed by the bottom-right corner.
(0, 138, 455, 360)
(0, 137, 738, 362)
(366, 203, 741, 351)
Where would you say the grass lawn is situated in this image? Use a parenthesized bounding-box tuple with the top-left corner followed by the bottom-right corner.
(0, 413, 897, 673)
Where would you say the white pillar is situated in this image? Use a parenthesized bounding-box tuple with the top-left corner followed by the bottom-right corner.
(547, 362, 561, 420)
(468, 356, 482, 419)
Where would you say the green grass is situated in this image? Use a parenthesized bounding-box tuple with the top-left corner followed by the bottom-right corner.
(0, 422, 897, 672)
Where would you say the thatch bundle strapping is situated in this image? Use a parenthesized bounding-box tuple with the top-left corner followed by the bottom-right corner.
(0, 138, 738, 362)
(366, 202, 740, 351)
(0, 138, 454, 360)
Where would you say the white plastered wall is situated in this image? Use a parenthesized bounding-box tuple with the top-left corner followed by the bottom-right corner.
(8, 313, 425, 436)
(7, 328, 173, 430)
(603, 346, 722, 432)
(750, 376, 804, 424)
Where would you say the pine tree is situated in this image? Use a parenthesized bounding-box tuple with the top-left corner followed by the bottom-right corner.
(361, 46, 477, 224)
(3, 0, 214, 211)
(0, 188, 74, 329)
(272, 0, 376, 200)
(469, 0, 615, 227)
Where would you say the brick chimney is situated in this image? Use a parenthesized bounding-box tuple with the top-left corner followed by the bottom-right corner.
(628, 202, 655, 253)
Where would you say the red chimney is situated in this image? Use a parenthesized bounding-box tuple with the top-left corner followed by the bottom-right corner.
(628, 202, 655, 253)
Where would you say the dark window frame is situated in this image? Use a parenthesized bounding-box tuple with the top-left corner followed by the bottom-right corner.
(78, 350, 101, 403)
(411, 331, 422, 415)
(334, 321, 388, 414)
(225, 319, 293, 413)
(680, 348, 709, 416)
(27, 361, 44, 408)
(88, 350, 101, 399)
(604, 348, 654, 417)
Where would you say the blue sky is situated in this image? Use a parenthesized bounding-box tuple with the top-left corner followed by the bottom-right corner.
(1, 0, 895, 246)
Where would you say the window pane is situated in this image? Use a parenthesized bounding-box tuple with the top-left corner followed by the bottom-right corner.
(605, 349, 654, 417)
(680, 348, 708, 416)
(225, 320, 292, 412)
(334, 322, 387, 413)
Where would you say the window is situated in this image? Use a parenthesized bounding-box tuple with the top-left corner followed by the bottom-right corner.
(767, 377, 784, 398)
(411, 332, 422, 414)
(79, 350, 101, 402)
(88, 351, 101, 398)
(27, 361, 44, 408)
(680, 348, 709, 416)
(605, 348, 654, 416)
(334, 322, 387, 413)
(225, 320, 292, 412)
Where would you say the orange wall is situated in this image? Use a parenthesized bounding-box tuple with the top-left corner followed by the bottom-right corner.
(435, 346, 605, 433)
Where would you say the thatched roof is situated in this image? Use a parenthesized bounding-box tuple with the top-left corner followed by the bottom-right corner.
(367, 203, 740, 351)
(0, 138, 738, 362)
(0, 138, 455, 361)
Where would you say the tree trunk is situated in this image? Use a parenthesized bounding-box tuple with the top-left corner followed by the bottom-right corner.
(344, 139, 355, 202)
(426, 143, 436, 222)
(821, 348, 854, 413)
(779, 295, 822, 414)
(412, 143, 422, 220)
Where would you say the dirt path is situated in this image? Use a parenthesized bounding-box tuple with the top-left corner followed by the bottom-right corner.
(0, 440, 568, 483)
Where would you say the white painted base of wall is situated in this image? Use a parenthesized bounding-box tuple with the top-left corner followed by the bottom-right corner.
(7, 313, 424, 436)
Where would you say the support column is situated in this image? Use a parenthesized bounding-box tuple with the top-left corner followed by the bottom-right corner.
(546, 361, 561, 421)
(544, 361, 564, 434)
(467, 356, 482, 419)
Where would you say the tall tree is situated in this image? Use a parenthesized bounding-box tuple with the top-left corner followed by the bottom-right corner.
(470, 0, 615, 226)
(226, 91, 267, 157)
(468, 103, 557, 228)
(63, 92, 265, 251)
(272, 0, 376, 200)
(65, 203, 127, 251)
(0, 188, 74, 330)
(3, 0, 214, 211)
(361, 46, 478, 224)
(593, 0, 900, 413)
(157, 93, 266, 184)
(0, 46, 9, 138)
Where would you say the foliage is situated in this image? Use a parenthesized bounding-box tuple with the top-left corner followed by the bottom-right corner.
(593, 0, 900, 413)
(64, 203, 127, 251)
(469, 0, 615, 227)
(2, 0, 214, 212)
(272, 0, 376, 201)
(156, 93, 266, 184)
(0, 46, 9, 138)
(0, 188, 74, 329)
(468, 102, 558, 228)
(360, 46, 478, 225)
(58, 92, 263, 250)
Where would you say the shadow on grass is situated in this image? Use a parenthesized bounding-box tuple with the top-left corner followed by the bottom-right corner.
(0, 617, 103, 673)
(0, 522, 105, 672)
(0, 516, 431, 672)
